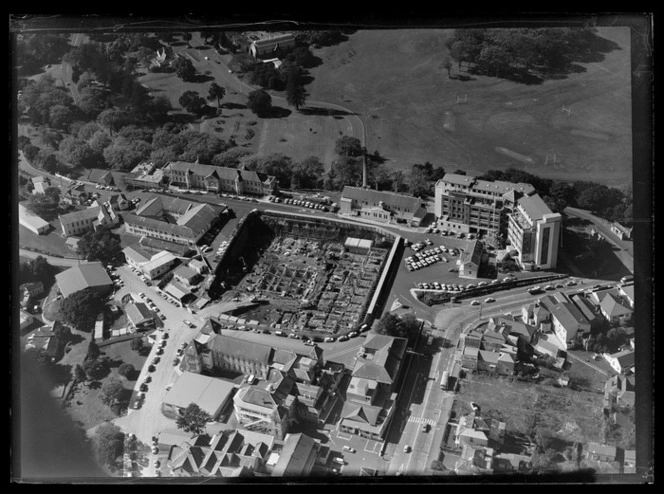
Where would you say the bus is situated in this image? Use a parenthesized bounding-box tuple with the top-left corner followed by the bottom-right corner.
(440, 370, 450, 390)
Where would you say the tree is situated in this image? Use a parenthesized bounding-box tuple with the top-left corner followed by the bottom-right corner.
(285, 69, 308, 111)
(77, 228, 124, 265)
(78, 121, 102, 141)
(246, 89, 272, 116)
(181, 32, 192, 47)
(441, 55, 453, 77)
(176, 403, 212, 435)
(97, 108, 129, 136)
(48, 104, 77, 131)
(37, 150, 60, 173)
(179, 90, 209, 117)
(118, 363, 135, 378)
(59, 136, 100, 168)
(398, 313, 421, 339)
(250, 153, 293, 188)
(74, 364, 87, 382)
(211, 147, 253, 168)
(178, 130, 229, 163)
(293, 156, 324, 189)
(83, 356, 111, 381)
(100, 378, 125, 407)
(26, 192, 60, 221)
(207, 83, 226, 110)
(23, 144, 41, 163)
(333, 155, 363, 187)
(172, 56, 196, 82)
(285, 46, 317, 68)
(103, 136, 151, 171)
(92, 423, 124, 470)
(52, 323, 72, 345)
(59, 287, 105, 332)
(375, 312, 401, 337)
(130, 336, 143, 353)
(86, 340, 101, 361)
(335, 136, 364, 158)
(118, 125, 155, 143)
(88, 130, 113, 154)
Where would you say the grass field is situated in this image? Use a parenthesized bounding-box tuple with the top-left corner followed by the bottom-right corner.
(306, 27, 632, 186)
(453, 372, 605, 444)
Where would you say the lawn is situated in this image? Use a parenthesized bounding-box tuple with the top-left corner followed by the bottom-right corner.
(305, 27, 632, 186)
(19, 223, 77, 259)
(62, 335, 147, 432)
(453, 371, 605, 445)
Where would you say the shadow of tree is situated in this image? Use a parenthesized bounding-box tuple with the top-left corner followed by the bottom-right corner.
(221, 102, 247, 110)
(450, 74, 476, 82)
(188, 73, 215, 84)
(300, 106, 356, 117)
(108, 358, 124, 369)
(69, 333, 85, 346)
(88, 380, 102, 390)
(258, 106, 292, 119)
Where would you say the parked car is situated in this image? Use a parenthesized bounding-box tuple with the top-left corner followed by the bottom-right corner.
(324, 337, 335, 342)
(348, 331, 359, 338)
(152, 356, 160, 365)
(484, 297, 495, 303)
(343, 446, 356, 453)
(338, 335, 349, 342)
(140, 383, 148, 392)
(144, 376, 151, 383)
(403, 445, 411, 453)
(184, 320, 195, 328)
(470, 300, 480, 306)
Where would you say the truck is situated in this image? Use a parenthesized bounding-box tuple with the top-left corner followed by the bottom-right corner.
(440, 370, 450, 390)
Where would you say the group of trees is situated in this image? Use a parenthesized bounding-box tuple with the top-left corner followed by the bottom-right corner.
(477, 168, 633, 224)
(16, 33, 72, 76)
(374, 312, 421, 340)
(446, 27, 611, 80)
(76, 228, 124, 266)
(92, 422, 125, 472)
(59, 287, 106, 332)
(176, 403, 212, 435)
(18, 256, 60, 290)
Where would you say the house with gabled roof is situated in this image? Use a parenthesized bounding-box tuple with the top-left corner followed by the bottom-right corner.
(586, 442, 618, 463)
(55, 262, 113, 298)
(339, 333, 407, 440)
(622, 449, 636, 473)
(164, 161, 277, 196)
(31, 175, 51, 194)
(458, 240, 484, 279)
(603, 349, 635, 375)
(339, 186, 427, 227)
(270, 432, 320, 477)
(125, 302, 156, 330)
(599, 292, 633, 325)
(161, 371, 237, 420)
(618, 283, 634, 309)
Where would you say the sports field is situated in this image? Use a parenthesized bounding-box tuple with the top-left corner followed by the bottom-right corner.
(306, 27, 633, 186)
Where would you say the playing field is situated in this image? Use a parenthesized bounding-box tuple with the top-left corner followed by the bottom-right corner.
(306, 27, 633, 186)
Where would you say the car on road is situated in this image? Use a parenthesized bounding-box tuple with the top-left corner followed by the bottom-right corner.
(288, 333, 300, 339)
(304, 340, 315, 346)
(324, 337, 335, 343)
(160, 314, 166, 321)
(470, 300, 480, 306)
(156, 348, 164, 355)
(422, 423, 430, 432)
(484, 297, 495, 303)
(348, 331, 359, 338)
(151, 446, 159, 454)
(140, 383, 148, 392)
(555, 283, 564, 289)
(338, 335, 349, 342)
(173, 358, 180, 366)
(183, 320, 195, 328)
(544, 285, 554, 291)
(343, 446, 356, 453)
(403, 445, 411, 453)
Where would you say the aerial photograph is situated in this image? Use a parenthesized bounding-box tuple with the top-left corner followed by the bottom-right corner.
(11, 14, 653, 484)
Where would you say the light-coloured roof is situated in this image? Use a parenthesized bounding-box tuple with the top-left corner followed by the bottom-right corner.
(441, 173, 475, 186)
(55, 262, 113, 298)
(600, 292, 633, 318)
(164, 281, 192, 300)
(173, 264, 198, 281)
(125, 302, 154, 325)
(587, 442, 617, 457)
(207, 334, 273, 364)
(19, 204, 50, 230)
(517, 194, 554, 222)
(59, 206, 101, 225)
(141, 250, 176, 272)
(163, 372, 236, 417)
(122, 245, 151, 265)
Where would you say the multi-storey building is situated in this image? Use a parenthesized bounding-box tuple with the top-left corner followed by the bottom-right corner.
(339, 334, 408, 440)
(58, 202, 119, 237)
(434, 173, 535, 238)
(181, 320, 342, 439)
(164, 161, 277, 196)
(506, 194, 561, 270)
(123, 195, 224, 247)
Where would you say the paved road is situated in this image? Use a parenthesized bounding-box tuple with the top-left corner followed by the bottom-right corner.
(564, 206, 634, 265)
(19, 248, 81, 267)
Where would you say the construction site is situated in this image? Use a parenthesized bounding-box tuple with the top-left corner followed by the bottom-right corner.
(213, 211, 400, 337)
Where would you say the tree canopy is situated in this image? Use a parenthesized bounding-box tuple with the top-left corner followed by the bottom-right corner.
(59, 287, 106, 332)
(92, 423, 124, 470)
(77, 228, 124, 266)
(179, 90, 209, 117)
(207, 83, 226, 109)
(246, 89, 272, 116)
(176, 403, 212, 435)
(172, 56, 196, 81)
(100, 378, 126, 407)
(18, 256, 60, 287)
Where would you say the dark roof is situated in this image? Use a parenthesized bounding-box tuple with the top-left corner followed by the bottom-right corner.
(341, 186, 422, 212)
(166, 161, 273, 185)
(353, 334, 408, 384)
(125, 302, 154, 325)
(460, 239, 483, 266)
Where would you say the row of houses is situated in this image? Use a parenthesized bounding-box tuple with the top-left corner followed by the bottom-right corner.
(163, 426, 326, 478)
